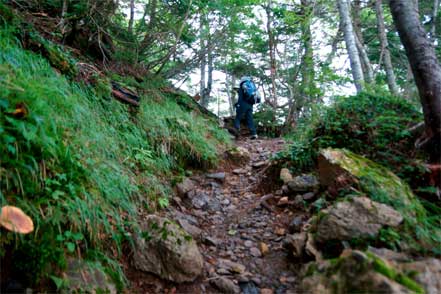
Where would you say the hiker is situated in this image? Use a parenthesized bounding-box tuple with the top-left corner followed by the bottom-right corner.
(233, 76, 260, 140)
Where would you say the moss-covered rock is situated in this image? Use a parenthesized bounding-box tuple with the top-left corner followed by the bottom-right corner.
(318, 148, 424, 219)
(301, 249, 424, 294)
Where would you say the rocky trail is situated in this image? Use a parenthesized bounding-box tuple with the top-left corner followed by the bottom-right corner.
(128, 137, 310, 293)
(126, 137, 441, 294)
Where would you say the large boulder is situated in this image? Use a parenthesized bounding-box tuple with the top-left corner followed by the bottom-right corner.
(133, 215, 204, 282)
(318, 148, 420, 214)
(315, 196, 403, 243)
(301, 250, 424, 294)
(176, 178, 195, 198)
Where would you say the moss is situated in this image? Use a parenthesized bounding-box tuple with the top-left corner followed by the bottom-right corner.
(367, 252, 425, 294)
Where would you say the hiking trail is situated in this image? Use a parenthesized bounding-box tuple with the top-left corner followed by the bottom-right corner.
(128, 137, 305, 293)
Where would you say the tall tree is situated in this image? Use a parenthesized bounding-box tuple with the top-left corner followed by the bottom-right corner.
(389, 0, 441, 162)
(265, 0, 278, 107)
(375, 0, 399, 95)
(128, 0, 135, 34)
(337, 0, 365, 92)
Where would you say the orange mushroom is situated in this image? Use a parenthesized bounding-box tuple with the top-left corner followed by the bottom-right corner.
(0, 206, 34, 234)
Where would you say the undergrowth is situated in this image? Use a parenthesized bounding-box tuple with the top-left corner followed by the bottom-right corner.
(0, 24, 229, 290)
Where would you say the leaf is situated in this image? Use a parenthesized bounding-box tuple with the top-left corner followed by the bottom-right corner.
(66, 242, 75, 253)
(50, 275, 65, 290)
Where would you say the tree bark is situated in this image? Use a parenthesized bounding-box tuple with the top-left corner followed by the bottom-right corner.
(430, 0, 440, 42)
(337, 0, 364, 92)
(266, 0, 278, 107)
(389, 0, 441, 162)
(352, 0, 374, 84)
(199, 12, 208, 108)
(128, 0, 135, 34)
(375, 0, 399, 95)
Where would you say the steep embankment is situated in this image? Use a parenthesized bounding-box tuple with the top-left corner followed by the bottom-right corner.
(0, 17, 230, 291)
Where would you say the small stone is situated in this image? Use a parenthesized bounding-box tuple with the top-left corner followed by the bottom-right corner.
(244, 240, 254, 248)
(259, 242, 269, 256)
(177, 219, 202, 240)
(217, 268, 231, 275)
(282, 185, 290, 194)
(280, 168, 293, 184)
(222, 199, 231, 206)
(203, 236, 221, 247)
(294, 195, 303, 206)
(210, 277, 240, 294)
(277, 197, 289, 206)
(206, 172, 226, 183)
(176, 178, 195, 197)
(260, 288, 274, 294)
(250, 247, 261, 257)
(302, 192, 316, 201)
(275, 227, 286, 236)
(252, 161, 268, 168)
(218, 259, 246, 274)
(288, 216, 304, 233)
(251, 276, 262, 286)
(239, 281, 259, 294)
(233, 168, 247, 174)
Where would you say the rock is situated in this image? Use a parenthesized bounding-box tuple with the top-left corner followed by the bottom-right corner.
(367, 247, 410, 262)
(287, 174, 319, 192)
(275, 227, 286, 236)
(211, 277, 241, 294)
(315, 197, 403, 243)
(282, 185, 290, 194)
(206, 172, 226, 183)
(280, 168, 293, 184)
(317, 148, 420, 215)
(277, 197, 289, 206)
(63, 259, 116, 294)
(399, 258, 441, 294)
(250, 247, 262, 257)
(203, 235, 222, 247)
(259, 242, 269, 256)
(233, 168, 247, 174)
(301, 250, 419, 294)
(133, 215, 203, 282)
(176, 178, 195, 198)
(239, 281, 259, 294)
(177, 218, 202, 240)
(283, 233, 307, 258)
(226, 147, 251, 165)
(305, 233, 322, 261)
(293, 195, 304, 207)
(252, 161, 268, 168)
(288, 216, 304, 233)
(217, 259, 246, 274)
(244, 240, 254, 248)
(260, 288, 274, 294)
(302, 192, 316, 201)
(191, 192, 210, 209)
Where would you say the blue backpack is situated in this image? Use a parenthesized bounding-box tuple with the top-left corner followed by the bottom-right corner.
(241, 79, 260, 104)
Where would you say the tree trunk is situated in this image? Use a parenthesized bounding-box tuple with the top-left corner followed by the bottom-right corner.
(389, 0, 441, 162)
(337, 0, 364, 92)
(352, 0, 374, 84)
(128, 0, 135, 34)
(300, 0, 315, 108)
(430, 0, 440, 42)
(375, 0, 399, 95)
(199, 12, 208, 108)
(266, 0, 278, 107)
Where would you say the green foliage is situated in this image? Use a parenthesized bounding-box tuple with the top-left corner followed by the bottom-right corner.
(286, 91, 422, 175)
(0, 26, 229, 288)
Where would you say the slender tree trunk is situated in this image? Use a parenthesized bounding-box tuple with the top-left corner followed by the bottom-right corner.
(389, 0, 441, 162)
(300, 0, 315, 105)
(128, 0, 135, 34)
(140, 0, 158, 49)
(337, 0, 364, 92)
(266, 0, 278, 107)
(375, 0, 399, 95)
(430, 0, 440, 41)
(206, 33, 214, 106)
(59, 0, 68, 34)
(199, 12, 208, 107)
(352, 0, 374, 84)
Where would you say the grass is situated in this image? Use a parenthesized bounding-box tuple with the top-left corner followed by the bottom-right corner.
(0, 24, 230, 290)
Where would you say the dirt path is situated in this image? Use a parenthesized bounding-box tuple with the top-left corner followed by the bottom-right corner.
(128, 137, 302, 293)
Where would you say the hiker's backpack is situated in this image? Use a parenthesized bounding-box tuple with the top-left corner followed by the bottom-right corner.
(241, 79, 260, 105)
